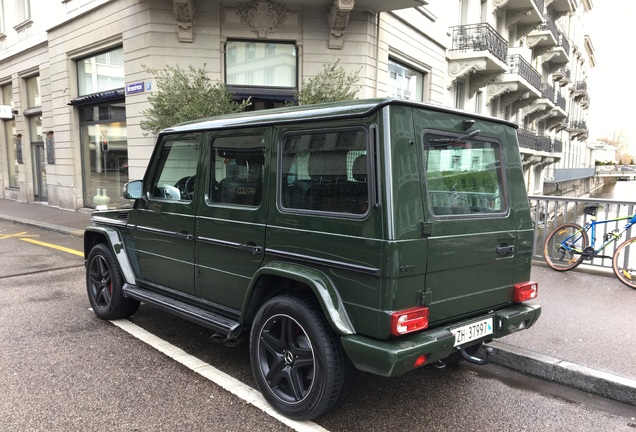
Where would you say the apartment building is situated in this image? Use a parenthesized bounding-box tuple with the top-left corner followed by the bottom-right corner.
(0, 0, 595, 211)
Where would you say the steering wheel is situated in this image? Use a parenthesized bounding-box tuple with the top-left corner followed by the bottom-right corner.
(174, 175, 195, 200)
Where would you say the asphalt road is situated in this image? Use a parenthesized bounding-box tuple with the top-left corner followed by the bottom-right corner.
(1, 221, 634, 431)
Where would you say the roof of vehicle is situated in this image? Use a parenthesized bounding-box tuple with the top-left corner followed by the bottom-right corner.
(161, 98, 519, 134)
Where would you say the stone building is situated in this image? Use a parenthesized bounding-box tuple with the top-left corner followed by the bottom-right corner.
(0, 0, 595, 210)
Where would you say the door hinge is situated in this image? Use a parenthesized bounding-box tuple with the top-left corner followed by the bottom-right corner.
(419, 289, 433, 306)
(419, 220, 432, 238)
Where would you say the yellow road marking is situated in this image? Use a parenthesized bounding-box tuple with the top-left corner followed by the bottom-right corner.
(20, 238, 84, 257)
(0, 231, 37, 239)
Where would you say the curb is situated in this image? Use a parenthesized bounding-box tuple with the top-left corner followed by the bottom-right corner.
(480, 341, 636, 406)
(0, 214, 85, 238)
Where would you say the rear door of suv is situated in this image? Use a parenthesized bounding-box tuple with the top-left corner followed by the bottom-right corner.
(418, 118, 518, 326)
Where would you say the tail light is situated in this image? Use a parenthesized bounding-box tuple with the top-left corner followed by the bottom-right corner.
(390, 307, 429, 336)
(513, 281, 538, 303)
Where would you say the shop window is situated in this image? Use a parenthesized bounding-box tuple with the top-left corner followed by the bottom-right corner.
(388, 59, 425, 102)
(77, 47, 125, 95)
(1, 84, 17, 188)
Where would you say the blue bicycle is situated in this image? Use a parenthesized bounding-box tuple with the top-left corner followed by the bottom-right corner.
(543, 205, 636, 289)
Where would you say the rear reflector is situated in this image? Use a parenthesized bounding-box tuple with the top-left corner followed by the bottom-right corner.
(391, 307, 429, 336)
(414, 355, 428, 368)
(513, 281, 538, 303)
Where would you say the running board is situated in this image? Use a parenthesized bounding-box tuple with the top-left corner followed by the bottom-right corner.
(122, 284, 245, 340)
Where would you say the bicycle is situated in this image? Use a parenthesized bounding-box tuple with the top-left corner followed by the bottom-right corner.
(543, 204, 636, 290)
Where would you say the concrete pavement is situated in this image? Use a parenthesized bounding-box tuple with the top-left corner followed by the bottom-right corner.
(1, 198, 634, 407)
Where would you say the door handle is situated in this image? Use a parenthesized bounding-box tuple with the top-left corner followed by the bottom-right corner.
(496, 244, 515, 256)
(176, 231, 193, 241)
(239, 243, 263, 255)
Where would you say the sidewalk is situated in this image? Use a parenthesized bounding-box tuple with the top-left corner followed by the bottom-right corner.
(1, 198, 634, 407)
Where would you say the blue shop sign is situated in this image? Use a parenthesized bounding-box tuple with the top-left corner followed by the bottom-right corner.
(126, 82, 145, 95)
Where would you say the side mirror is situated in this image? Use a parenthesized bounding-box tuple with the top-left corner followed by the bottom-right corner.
(123, 180, 143, 199)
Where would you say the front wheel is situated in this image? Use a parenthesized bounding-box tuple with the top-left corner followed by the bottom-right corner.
(612, 237, 636, 290)
(543, 223, 588, 271)
(86, 243, 140, 319)
(249, 295, 352, 420)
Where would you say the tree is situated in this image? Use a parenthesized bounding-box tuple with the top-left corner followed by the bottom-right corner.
(140, 65, 250, 135)
(295, 60, 361, 105)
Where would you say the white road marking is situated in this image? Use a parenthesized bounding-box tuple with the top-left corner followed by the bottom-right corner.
(109, 318, 330, 432)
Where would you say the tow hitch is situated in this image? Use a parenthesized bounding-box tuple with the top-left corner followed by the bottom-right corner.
(456, 345, 494, 365)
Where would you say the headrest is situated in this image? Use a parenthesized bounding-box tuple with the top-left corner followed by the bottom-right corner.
(352, 154, 367, 182)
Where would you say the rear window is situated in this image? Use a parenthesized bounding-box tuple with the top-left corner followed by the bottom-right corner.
(423, 132, 506, 217)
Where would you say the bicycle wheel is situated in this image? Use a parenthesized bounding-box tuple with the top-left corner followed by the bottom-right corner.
(612, 237, 636, 290)
(543, 223, 588, 271)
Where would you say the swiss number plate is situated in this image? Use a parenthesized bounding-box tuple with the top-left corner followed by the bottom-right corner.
(451, 318, 493, 347)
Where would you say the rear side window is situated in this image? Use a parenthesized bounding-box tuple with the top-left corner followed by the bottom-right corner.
(424, 132, 505, 217)
(210, 134, 265, 207)
(280, 129, 369, 215)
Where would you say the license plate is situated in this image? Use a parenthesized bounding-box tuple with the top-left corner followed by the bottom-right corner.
(451, 318, 493, 347)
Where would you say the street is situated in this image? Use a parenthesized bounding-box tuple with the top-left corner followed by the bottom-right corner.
(1, 221, 634, 431)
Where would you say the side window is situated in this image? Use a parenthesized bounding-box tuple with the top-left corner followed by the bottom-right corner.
(211, 135, 265, 207)
(424, 133, 505, 216)
(148, 133, 201, 201)
(280, 129, 369, 215)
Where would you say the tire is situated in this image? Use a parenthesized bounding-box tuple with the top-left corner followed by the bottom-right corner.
(249, 295, 352, 420)
(86, 243, 140, 320)
(612, 237, 636, 290)
(439, 342, 482, 367)
(543, 223, 588, 271)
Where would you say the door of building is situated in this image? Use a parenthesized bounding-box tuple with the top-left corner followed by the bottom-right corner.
(31, 142, 47, 201)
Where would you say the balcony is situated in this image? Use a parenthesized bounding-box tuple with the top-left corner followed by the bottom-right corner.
(448, 23, 509, 94)
(571, 80, 588, 101)
(552, 137, 563, 153)
(551, 65, 571, 87)
(522, 83, 556, 122)
(493, 0, 544, 36)
(546, 0, 577, 19)
(527, 11, 559, 53)
(542, 32, 571, 65)
(569, 119, 589, 140)
(488, 54, 541, 109)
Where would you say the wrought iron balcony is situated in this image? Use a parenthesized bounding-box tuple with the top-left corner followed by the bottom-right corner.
(493, 0, 544, 32)
(449, 23, 508, 64)
(552, 65, 571, 86)
(571, 120, 587, 130)
(555, 92, 566, 111)
(508, 54, 542, 92)
(527, 10, 559, 50)
(537, 134, 552, 152)
(540, 83, 555, 102)
(548, 0, 577, 19)
(552, 137, 563, 153)
(518, 128, 540, 151)
(571, 80, 588, 100)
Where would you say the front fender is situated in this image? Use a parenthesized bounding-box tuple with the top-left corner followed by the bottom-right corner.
(84, 226, 136, 285)
(242, 261, 356, 335)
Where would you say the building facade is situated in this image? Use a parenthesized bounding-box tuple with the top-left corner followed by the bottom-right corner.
(0, 0, 596, 211)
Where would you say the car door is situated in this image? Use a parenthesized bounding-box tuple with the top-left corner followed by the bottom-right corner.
(195, 129, 268, 309)
(420, 126, 517, 324)
(135, 132, 201, 295)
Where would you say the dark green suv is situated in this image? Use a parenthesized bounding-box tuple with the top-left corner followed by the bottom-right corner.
(85, 99, 540, 420)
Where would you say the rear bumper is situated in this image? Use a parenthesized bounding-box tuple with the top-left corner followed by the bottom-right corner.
(341, 303, 541, 377)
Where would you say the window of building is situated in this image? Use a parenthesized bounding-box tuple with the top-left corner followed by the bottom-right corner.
(454, 81, 465, 109)
(2, 84, 17, 188)
(26, 75, 40, 107)
(77, 47, 125, 95)
(280, 129, 369, 216)
(225, 41, 296, 109)
(16, 0, 31, 23)
(388, 59, 425, 102)
(1, 1, 6, 34)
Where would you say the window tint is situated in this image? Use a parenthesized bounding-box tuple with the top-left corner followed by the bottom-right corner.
(281, 130, 369, 215)
(424, 134, 504, 216)
(149, 134, 200, 201)
(211, 135, 265, 207)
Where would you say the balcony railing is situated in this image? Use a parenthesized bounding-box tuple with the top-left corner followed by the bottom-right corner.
(518, 128, 562, 153)
(552, 137, 563, 153)
(557, 32, 570, 55)
(535, 10, 559, 40)
(507, 54, 541, 91)
(571, 120, 587, 130)
(518, 128, 539, 151)
(450, 23, 508, 64)
(540, 83, 555, 101)
(555, 92, 566, 110)
(574, 81, 587, 92)
(537, 134, 552, 152)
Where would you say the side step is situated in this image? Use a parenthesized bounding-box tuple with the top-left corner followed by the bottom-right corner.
(122, 284, 245, 340)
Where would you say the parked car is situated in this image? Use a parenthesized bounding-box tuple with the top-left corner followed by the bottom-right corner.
(84, 99, 541, 420)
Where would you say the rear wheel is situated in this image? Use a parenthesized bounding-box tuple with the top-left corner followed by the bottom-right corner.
(612, 237, 636, 290)
(249, 295, 351, 420)
(543, 223, 587, 271)
(86, 243, 140, 320)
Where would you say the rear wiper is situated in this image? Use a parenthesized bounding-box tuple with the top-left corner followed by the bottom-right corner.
(428, 129, 481, 144)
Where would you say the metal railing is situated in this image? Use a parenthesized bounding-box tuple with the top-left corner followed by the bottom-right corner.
(507, 54, 541, 91)
(450, 23, 508, 64)
(529, 195, 636, 270)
